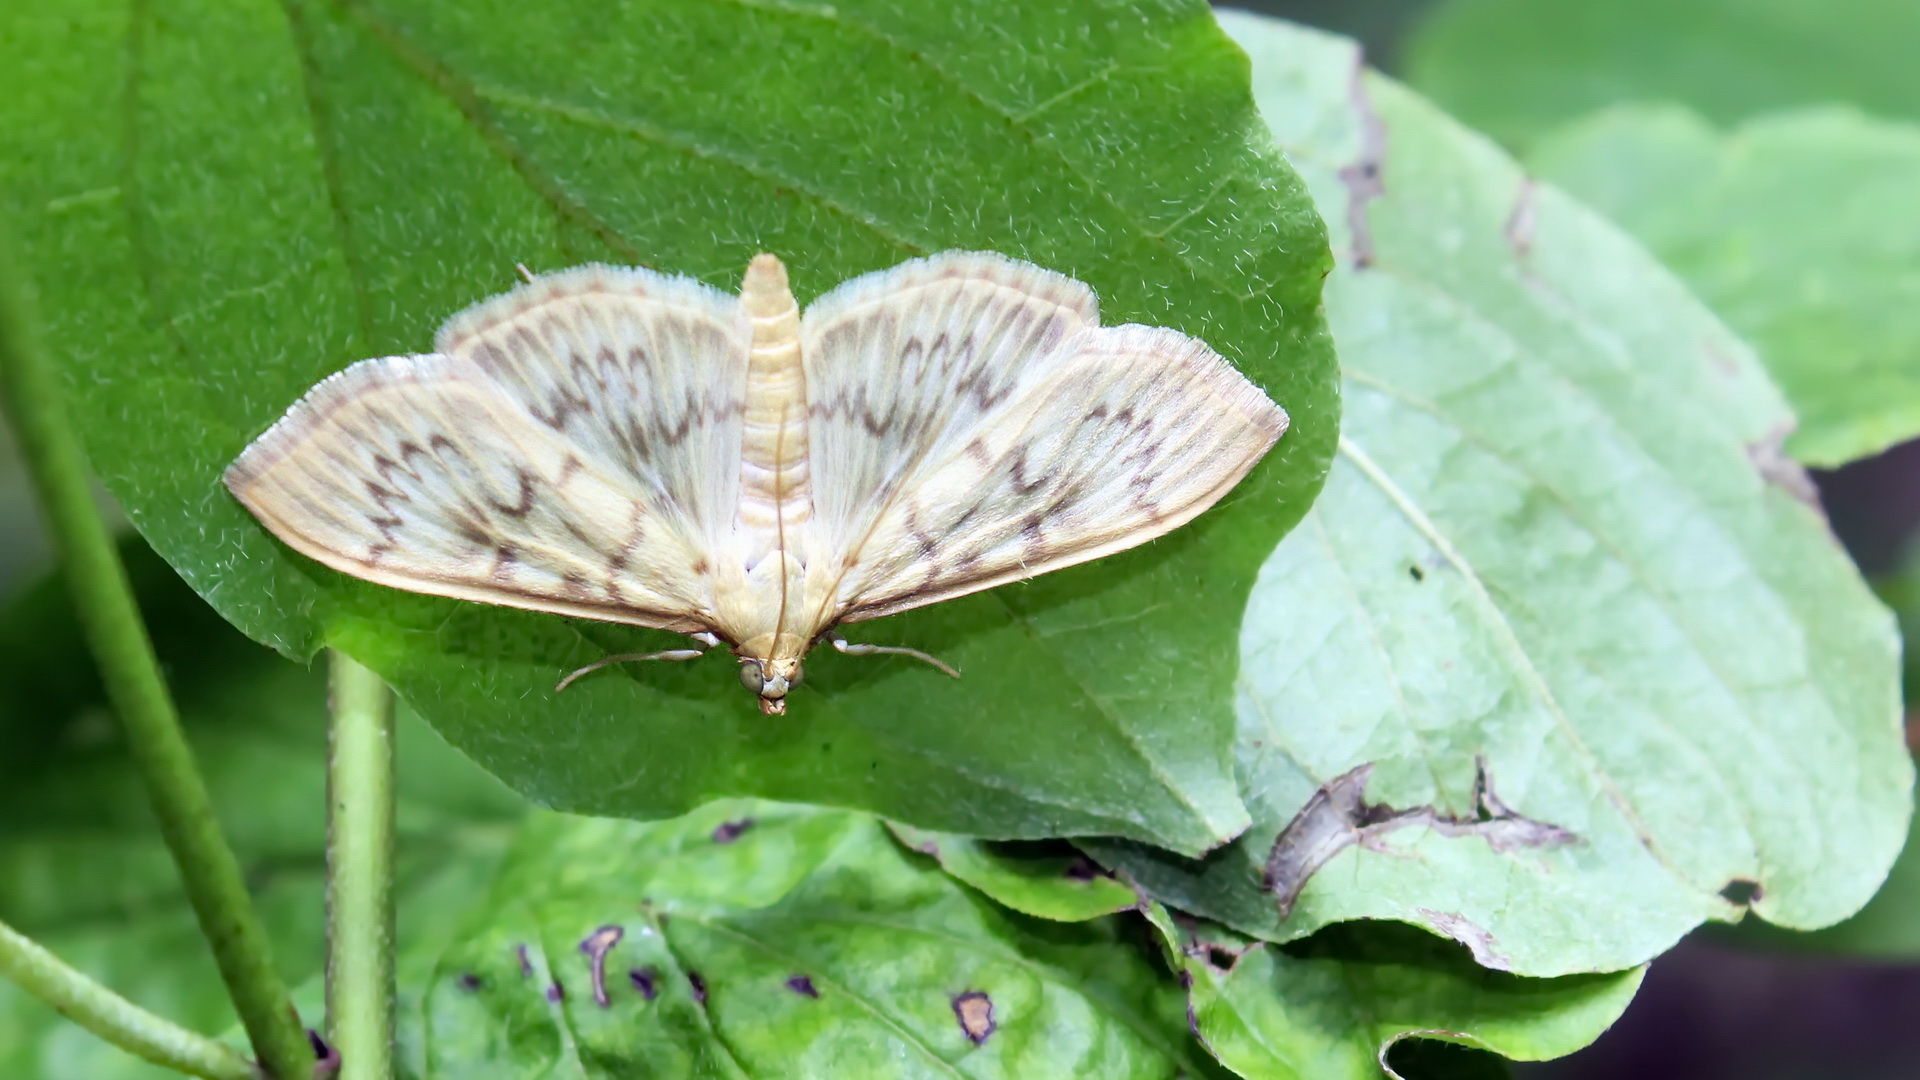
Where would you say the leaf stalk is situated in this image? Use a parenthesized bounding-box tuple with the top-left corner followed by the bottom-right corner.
(0, 225, 313, 1080)
(326, 649, 396, 1080)
(0, 918, 263, 1080)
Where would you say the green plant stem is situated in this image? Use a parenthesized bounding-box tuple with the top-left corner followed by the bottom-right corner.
(327, 649, 396, 1080)
(0, 917, 261, 1080)
(0, 228, 313, 1080)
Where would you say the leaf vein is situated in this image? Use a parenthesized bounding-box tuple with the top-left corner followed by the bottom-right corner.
(473, 84, 927, 258)
(326, 0, 647, 265)
(1333, 433, 1682, 877)
(705, 0, 1259, 296)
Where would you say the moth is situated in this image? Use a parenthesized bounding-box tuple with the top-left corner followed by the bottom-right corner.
(226, 252, 1288, 713)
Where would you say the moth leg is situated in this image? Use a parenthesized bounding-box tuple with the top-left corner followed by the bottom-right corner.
(556, 640, 711, 692)
(830, 637, 962, 679)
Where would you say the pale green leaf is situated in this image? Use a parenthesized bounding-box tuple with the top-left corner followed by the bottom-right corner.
(1092, 12, 1910, 978)
(1528, 104, 1920, 467)
(1142, 904, 1640, 1080)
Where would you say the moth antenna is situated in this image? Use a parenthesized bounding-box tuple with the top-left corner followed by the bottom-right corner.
(830, 637, 962, 679)
(556, 648, 705, 692)
(514, 262, 537, 284)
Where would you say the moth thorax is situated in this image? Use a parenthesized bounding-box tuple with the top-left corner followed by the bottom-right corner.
(738, 253, 812, 540)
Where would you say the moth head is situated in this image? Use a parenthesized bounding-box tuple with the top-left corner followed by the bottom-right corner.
(739, 657, 804, 714)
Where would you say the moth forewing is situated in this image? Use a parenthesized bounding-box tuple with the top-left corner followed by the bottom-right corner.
(810, 318, 1288, 624)
(224, 251, 1288, 713)
(223, 354, 710, 630)
(431, 263, 755, 553)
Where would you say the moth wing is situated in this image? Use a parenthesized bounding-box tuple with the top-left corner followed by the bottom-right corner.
(434, 264, 751, 550)
(801, 251, 1098, 564)
(799, 252, 1287, 623)
(225, 354, 714, 630)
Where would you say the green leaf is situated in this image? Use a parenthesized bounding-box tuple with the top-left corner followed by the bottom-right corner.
(413, 802, 1218, 1080)
(1091, 12, 1912, 978)
(398, 797, 1625, 1078)
(1527, 104, 1920, 467)
(1142, 905, 1641, 1079)
(0, 541, 524, 1079)
(0, 0, 1336, 856)
(1718, 803, 1920, 960)
(1403, 0, 1920, 150)
(1718, 556, 1920, 959)
(883, 823, 1139, 922)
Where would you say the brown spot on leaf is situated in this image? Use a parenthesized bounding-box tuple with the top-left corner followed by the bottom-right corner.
(515, 944, 533, 978)
(457, 972, 483, 992)
(1263, 756, 1579, 919)
(629, 967, 659, 1001)
(785, 974, 820, 998)
(1704, 339, 1743, 378)
(712, 818, 754, 844)
(688, 970, 708, 1005)
(1336, 49, 1387, 269)
(1504, 177, 1539, 260)
(1416, 908, 1513, 971)
(1746, 421, 1821, 510)
(952, 991, 996, 1045)
(545, 981, 565, 1003)
(578, 925, 624, 1008)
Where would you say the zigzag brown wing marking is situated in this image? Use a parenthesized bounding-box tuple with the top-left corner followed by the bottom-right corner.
(799, 252, 1099, 558)
(830, 324, 1289, 622)
(435, 264, 752, 550)
(225, 355, 712, 630)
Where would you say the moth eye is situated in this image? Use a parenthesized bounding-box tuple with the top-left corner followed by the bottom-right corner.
(738, 661, 765, 692)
